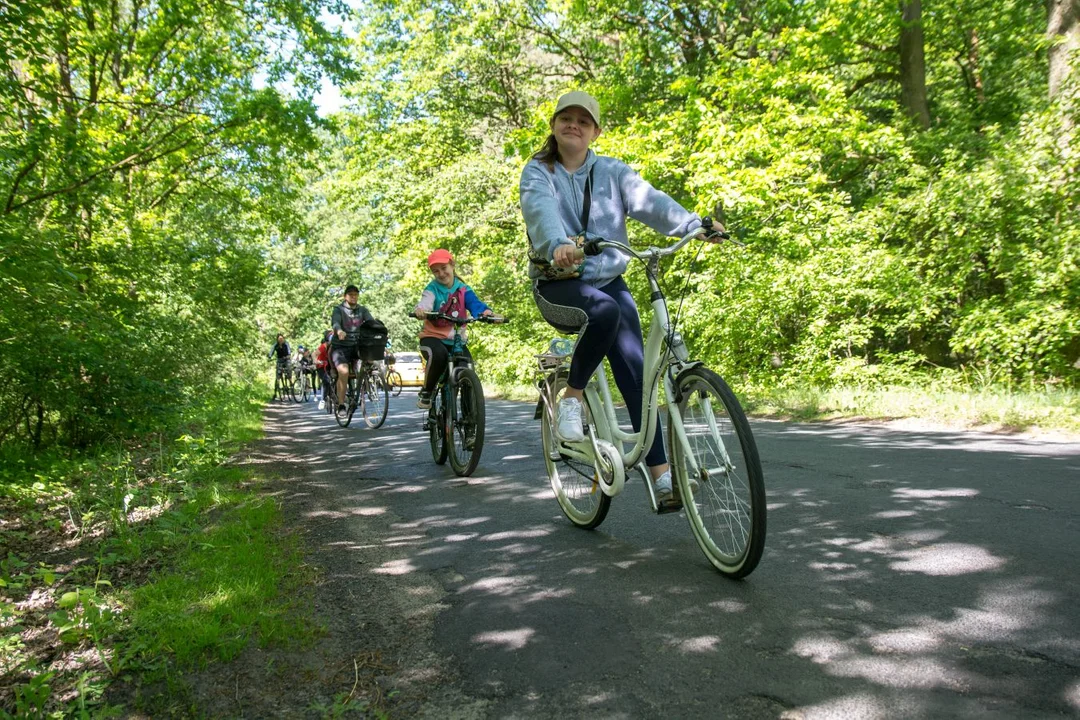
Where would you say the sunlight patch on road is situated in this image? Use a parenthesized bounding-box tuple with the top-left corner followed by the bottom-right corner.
(892, 487, 979, 500)
(889, 543, 1005, 576)
(672, 635, 721, 653)
(472, 627, 535, 651)
(372, 558, 418, 576)
(1065, 679, 1080, 711)
(785, 692, 892, 720)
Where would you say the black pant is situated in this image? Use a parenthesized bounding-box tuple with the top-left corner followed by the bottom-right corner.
(419, 338, 471, 393)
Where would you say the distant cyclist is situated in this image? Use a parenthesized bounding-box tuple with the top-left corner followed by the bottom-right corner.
(331, 285, 376, 413)
(267, 334, 292, 397)
(315, 331, 332, 408)
(297, 346, 316, 396)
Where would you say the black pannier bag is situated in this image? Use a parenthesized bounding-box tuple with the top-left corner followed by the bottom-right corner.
(356, 318, 388, 362)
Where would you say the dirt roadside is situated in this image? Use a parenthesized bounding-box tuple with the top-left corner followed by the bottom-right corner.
(164, 414, 489, 719)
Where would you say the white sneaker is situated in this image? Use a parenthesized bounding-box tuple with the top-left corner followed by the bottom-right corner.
(653, 470, 673, 500)
(556, 397, 585, 442)
(318, 400, 325, 410)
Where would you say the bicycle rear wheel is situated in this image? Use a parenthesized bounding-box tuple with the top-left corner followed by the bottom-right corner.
(428, 386, 448, 464)
(387, 370, 403, 397)
(539, 371, 611, 529)
(669, 366, 765, 578)
(362, 371, 389, 429)
(447, 367, 485, 476)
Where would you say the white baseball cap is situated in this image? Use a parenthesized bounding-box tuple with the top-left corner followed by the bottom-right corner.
(552, 91, 601, 126)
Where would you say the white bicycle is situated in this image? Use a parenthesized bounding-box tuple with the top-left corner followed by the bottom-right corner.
(534, 221, 766, 578)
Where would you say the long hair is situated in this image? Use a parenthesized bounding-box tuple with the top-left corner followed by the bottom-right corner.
(532, 134, 559, 171)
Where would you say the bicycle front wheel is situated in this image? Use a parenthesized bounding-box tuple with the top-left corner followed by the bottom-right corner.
(429, 387, 448, 464)
(300, 373, 311, 402)
(336, 377, 356, 428)
(669, 366, 765, 578)
(447, 368, 485, 477)
(362, 371, 389, 429)
(539, 371, 611, 529)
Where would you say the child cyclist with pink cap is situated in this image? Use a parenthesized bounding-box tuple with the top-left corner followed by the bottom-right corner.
(412, 249, 496, 409)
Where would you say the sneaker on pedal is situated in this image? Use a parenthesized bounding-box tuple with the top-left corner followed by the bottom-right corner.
(417, 390, 432, 409)
(653, 470, 674, 500)
(556, 397, 585, 442)
(336, 404, 346, 414)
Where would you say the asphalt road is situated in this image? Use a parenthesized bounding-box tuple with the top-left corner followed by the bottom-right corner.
(266, 391, 1080, 719)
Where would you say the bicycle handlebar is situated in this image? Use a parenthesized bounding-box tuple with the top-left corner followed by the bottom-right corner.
(406, 312, 509, 325)
(576, 215, 741, 264)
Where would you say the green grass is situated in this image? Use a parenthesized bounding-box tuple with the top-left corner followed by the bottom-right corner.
(0, 369, 319, 717)
(127, 495, 314, 667)
(746, 384, 1080, 434)
(488, 376, 1079, 435)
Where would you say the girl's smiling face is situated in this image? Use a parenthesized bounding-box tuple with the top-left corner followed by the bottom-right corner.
(551, 106, 600, 156)
(430, 261, 455, 287)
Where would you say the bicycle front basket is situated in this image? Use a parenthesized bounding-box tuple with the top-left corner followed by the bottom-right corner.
(357, 319, 388, 362)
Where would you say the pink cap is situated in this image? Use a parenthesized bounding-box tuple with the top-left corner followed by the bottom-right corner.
(427, 249, 454, 267)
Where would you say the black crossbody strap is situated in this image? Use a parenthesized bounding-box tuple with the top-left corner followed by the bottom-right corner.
(580, 165, 594, 235)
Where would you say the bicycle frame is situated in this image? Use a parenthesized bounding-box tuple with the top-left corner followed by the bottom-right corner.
(540, 230, 725, 506)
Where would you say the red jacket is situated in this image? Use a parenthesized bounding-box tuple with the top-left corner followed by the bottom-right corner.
(315, 342, 329, 369)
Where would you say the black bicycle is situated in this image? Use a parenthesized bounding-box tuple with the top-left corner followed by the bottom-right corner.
(273, 359, 297, 402)
(335, 361, 389, 428)
(409, 312, 507, 476)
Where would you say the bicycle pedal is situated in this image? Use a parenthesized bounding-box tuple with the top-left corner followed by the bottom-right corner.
(656, 498, 684, 514)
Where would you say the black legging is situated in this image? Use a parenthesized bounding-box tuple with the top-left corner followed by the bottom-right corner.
(534, 275, 666, 466)
(419, 337, 472, 393)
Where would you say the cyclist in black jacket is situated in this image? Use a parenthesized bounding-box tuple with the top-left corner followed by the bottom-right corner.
(268, 334, 292, 399)
(330, 285, 375, 412)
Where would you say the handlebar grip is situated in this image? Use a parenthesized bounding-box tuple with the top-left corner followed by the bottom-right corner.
(582, 239, 604, 256)
(701, 216, 731, 241)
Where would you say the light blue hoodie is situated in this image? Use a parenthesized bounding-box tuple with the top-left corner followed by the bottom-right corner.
(519, 150, 702, 286)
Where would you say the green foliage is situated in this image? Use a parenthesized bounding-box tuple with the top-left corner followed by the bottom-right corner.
(0, 0, 354, 450)
(302, 0, 1077, 393)
(0, 373, 315, 716)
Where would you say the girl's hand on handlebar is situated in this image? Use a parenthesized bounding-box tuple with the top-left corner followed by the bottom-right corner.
(413, 308, 426, 320)
(553, 241, 580, 268)
(698, 218, 728, 243)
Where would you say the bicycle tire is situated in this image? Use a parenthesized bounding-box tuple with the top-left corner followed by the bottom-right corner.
(336, 376, 357, 428)
(669, 366, 766, 578)
(362, 370, 389, 429)
(540, 370, 611, 529)
(273, 371, 283, 401)
(300, 373, 310, 402)
(387, 370, 403, 397)
(447, 367, 485, 477)
(428, 385, 448, 465)
(286, 371, 299, 403)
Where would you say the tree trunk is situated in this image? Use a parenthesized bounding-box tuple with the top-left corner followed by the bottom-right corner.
(1048, 0, 1079, 100)
(898, 0, 931, 129)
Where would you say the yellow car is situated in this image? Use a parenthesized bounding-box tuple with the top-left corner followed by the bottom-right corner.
(388, 351, 426, 387)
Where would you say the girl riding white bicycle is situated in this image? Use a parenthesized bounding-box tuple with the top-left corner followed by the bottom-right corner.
(520, 90, 726, 502)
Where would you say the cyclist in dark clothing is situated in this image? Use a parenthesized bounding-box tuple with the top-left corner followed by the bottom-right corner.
(268, 334, 292, 400)
(330, 285, 375, 412)
(268, 334, 291, 362)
